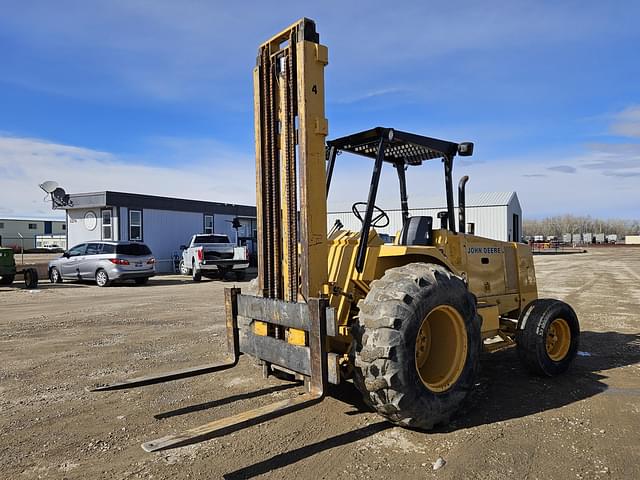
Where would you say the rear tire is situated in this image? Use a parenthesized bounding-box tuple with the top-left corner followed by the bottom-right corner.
(354, 262, 481, 430)
(192, 261, 202, 282)
(95, 269, 110, 287)
(49, 267, 63, 284)
(235, 269, 247, 281)
(216, 266, 231, 280)
(135, 277, 149, 285)
(516, 299, 579, 376)
(23, 268, 38, 289)
(0, 274, 15, 285)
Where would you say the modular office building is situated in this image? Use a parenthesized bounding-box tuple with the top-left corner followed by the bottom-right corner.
(62, 191, 256, 272)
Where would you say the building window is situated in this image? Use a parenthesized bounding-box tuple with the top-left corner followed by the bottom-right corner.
(0, 222, 4, 229)
(204, 215, 214, 234)
(102, 209, 113, 240)
(28, 223, 37, 229)
(62, 224, 66, 230)
(129, 210, 142, 241)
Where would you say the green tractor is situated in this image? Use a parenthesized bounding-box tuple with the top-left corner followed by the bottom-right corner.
(0, 247, 38, 288)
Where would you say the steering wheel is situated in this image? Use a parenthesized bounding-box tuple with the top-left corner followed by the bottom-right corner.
(352, 202, 390, 228)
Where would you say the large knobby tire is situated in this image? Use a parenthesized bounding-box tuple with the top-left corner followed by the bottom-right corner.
(354, 262, 481, 430)
(516, 299, 580, 376)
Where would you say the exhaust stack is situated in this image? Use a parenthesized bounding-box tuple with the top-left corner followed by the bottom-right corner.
(458, 176, 469, 234)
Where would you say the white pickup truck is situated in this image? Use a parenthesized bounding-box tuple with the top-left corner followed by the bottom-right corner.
(179, 234, 249, 281)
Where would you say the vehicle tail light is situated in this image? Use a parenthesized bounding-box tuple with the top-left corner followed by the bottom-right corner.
(147, 257, 155, 264)
(197, 247, 203, 261)
(244, 246, 249, 260)
(109, 258, 130, 265)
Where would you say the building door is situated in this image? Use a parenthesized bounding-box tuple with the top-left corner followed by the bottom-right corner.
(44, 221, 52, 234)
(513, 214, 520, 243)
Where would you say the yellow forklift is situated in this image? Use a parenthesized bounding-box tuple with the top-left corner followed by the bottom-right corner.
(95, 18, 580, 451)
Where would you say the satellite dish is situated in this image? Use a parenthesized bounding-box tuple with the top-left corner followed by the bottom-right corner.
(39, 180, 59, 193)
(40, 180, 73, 209)
(51, 187, 73, 209)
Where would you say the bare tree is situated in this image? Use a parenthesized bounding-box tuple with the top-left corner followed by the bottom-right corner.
(524, 215, 640, 238)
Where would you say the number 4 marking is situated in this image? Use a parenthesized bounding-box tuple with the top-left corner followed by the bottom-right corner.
(311, 85, 318, 94)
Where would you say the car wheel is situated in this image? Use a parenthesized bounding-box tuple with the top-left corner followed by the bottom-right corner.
(192, 261, 202, 282)
(179, 260, 191, 275)
(23, 268, 38, 289)
(135, 277, 149, 285)
(49, 267, 63, 284)
(95, 269, 110, 287)
(218, 266, 232, 280)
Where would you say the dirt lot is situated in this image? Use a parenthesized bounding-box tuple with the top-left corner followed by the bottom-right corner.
(1, 248, 639, 479)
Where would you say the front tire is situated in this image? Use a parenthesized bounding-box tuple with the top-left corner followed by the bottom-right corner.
(516, 299, 579, 376)
(95, 269, 110, 287)
(179, 260, 190, 275)
(354, 263, 481, 430)
(50, 267, 63, 284)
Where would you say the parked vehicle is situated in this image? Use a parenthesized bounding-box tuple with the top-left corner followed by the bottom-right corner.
(48, 241, 155, 287)
(179, 234, 249, 281)
(0, 247, 38, 288)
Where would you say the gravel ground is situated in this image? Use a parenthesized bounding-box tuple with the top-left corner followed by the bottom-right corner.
(0, 248, 638, 479)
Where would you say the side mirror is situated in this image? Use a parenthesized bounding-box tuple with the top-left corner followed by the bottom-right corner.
(458, 142, 474, 156)
(179, 245, 187, 250)
(63, 252, 70, 258)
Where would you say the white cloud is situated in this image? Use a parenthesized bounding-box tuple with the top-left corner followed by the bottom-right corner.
(610, 105, 640, 138)
(2, 126, 639, 221)
(328, 142, 640, 219)
(547, 165, 577, 174)
(0, 135, 255, 218)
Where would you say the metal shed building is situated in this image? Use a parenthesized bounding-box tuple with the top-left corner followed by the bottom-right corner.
(328, 191, 522, 243)
(62, 191, 256, 272)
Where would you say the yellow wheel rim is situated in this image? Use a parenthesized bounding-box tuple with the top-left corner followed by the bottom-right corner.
(546, 318, 571, 361)
(415, 305, 468, 393)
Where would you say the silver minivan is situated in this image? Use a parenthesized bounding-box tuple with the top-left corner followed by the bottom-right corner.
(48, 241, 155, 287)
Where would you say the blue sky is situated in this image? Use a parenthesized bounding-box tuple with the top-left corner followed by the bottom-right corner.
(1, 1, 639, 219)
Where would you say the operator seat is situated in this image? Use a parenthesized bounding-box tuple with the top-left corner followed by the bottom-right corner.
(398, 216, 433, 246)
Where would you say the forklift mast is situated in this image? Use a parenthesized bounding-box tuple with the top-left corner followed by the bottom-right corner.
(254, 18, 329, 302)
(94, 19, 334, 452)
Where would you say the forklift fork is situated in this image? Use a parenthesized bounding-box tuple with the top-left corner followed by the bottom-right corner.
(92, 289, 242, 392)
(93, 287, 329, 452)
